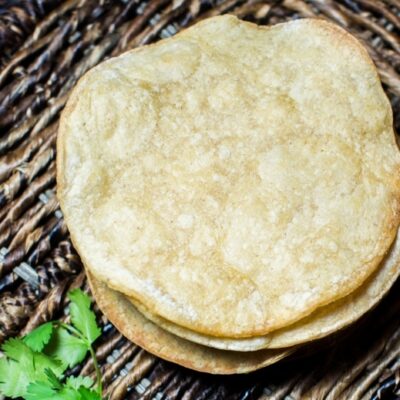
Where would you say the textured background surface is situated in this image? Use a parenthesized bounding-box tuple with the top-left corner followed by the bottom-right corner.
(0, 1, 399, 399)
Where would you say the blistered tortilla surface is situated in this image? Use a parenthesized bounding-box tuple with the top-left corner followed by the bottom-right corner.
(58, 15, 400, 337)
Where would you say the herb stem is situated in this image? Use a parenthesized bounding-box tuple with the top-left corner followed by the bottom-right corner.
(88, 344, 102, 395)
(58, 322, 102, 395)
(59, 322, 84, 340)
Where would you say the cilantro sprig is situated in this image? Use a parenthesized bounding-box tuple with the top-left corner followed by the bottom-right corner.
(0, 289, 103, 399)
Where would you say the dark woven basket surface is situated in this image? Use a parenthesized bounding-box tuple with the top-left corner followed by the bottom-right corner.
(0, 0, 400, 399)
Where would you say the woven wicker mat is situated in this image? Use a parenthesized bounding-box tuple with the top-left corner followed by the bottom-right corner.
(0, 0, 400, 399)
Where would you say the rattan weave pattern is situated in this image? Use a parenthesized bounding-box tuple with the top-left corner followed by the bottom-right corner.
(0, 0, 399, 399)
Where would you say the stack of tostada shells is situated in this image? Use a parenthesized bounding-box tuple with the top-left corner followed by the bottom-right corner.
(57, 15, 400, 374)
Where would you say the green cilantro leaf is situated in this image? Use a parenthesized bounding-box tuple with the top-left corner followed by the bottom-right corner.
(0, 339, 64, 397)
(0, 289, 104, 400)
(25, 382, 57, 400)
(55, 387, 83, 400)
(26, 374, 98, 400)
(33, 351, 65, 378)
(78, 387, 102, 400)
(44, 368, 62, 389)
(23, 322, 54, 352)
(0, 356, 31, 398)
(2, 338, 34, 364)
(65, 376, 94, 390)
(68, 289, 101, 344)
(0, 339, 35, 397)
(45, 327, 88, 369)
(26, 379, 99, 400)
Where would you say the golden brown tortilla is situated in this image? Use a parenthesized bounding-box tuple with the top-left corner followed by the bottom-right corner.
(58, 15, 400, 338)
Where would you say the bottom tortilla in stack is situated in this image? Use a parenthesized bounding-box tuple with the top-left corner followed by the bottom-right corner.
(87, 272, 293, 374)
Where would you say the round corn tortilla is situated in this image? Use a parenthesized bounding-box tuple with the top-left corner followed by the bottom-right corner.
(128, 232, 400, 350)
(86, 272, 292, 374)
(57, 15, 400, 338)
